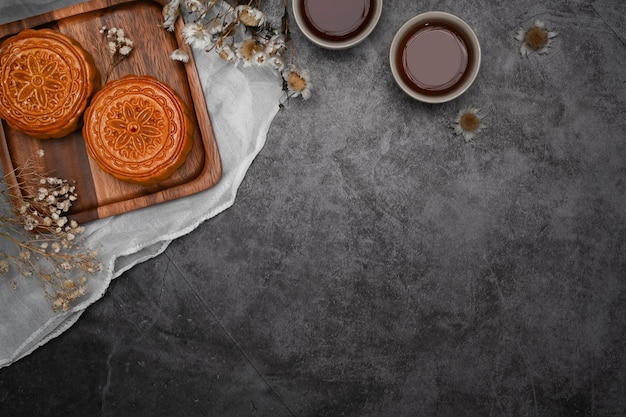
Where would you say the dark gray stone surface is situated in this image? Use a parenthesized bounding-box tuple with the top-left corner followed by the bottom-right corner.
(1, 0, 625, 416)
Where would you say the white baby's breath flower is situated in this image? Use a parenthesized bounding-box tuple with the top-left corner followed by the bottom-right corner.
(119, 45, 132, 56)
(170, 48, 190, 62)
(514, 20, 558, 57)
(108, 41, 117, 55)
(36, 149, 45, 157)
(23, 216, 38, 231)
(56, 217, 68, 228)
(451, 107, 487, 142)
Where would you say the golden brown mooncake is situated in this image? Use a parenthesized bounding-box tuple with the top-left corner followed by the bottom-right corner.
(0, 29, 99, 139)
(82, 75, 194, 186)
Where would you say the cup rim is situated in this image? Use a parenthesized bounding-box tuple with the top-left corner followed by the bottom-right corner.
(292, 0, 383, 50)
(389, 11, 481, 103)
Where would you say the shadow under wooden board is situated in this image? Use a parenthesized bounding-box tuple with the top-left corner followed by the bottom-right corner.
(0, 0, 222, 224)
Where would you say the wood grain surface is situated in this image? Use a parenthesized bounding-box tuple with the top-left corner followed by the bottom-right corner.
(0, 0, 222, 223)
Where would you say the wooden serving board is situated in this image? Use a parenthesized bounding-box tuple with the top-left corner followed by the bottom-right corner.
(0, 0, 222, 223)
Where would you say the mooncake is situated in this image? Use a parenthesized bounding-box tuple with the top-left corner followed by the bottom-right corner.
(82, 75, 193, 186)
(0, 29, 99, 139)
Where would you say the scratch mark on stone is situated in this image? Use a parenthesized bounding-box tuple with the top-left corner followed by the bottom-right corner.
(514, 337, 539, 417)
(165, 252, 299, 417)
(483, 255, 506, 303)
(101, 342, 117, 417)
(483, 255, 538, 416)
(592, 4, 626, 48)
(157, 258, 171, 310)
(489, 374, 509, 417)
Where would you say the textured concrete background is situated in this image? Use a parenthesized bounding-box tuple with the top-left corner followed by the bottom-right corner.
(1, 0, 625, 416)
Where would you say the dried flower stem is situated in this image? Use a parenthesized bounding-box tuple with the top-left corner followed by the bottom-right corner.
(1, 154, 102, 312)
(95, 26, 135, 83)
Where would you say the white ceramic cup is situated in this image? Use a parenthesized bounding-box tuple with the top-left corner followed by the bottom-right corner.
(292, 0, 383, 50)
(389, 12, 481, 103)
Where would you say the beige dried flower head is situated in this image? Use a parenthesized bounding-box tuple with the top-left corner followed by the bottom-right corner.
(265, 33, 286, 56)
(236, 39, 263, 67)
(169, 48, 190, 62)
(182, 22, 212, 50)
(451, 107, 487, 142)
(269, 56, 285, 71)
(282, 65, 312, 100)
(185, 0, 206, 13)
(236, 6, 267, 27)
(216, 43, 238, 63)
(515, 20, 558, 57)
(163, 0, 182, 31)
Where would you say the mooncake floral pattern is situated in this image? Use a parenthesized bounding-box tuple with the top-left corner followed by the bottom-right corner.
(10, 54, 65, 110)
(105, 99, 163, 160)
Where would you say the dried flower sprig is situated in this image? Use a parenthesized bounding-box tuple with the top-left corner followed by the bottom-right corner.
(1, 152, 103, 312)
(162, 0, 312, 101)
(97, 25, 135, 82)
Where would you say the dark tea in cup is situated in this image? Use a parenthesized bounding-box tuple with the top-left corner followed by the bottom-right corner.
(299, 0, 378, 42)
(389, 12, 481, 103)
(292, 0, 383, 49)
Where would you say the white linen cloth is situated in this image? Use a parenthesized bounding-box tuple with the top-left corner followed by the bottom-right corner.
(0, 0, 283, 368)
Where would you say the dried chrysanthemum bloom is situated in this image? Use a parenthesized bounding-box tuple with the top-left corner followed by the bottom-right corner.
(0, 260, 9, 273)
(236, 6, 267, 27)
(216, 43, 238, 63)
(185, 0, 206, 13)
(451, 107, 487, 142)
(282, 65, 313, 100)
(170, 48, 190, 62)
(253, 51, 270, 66)
(265, 33, 286, 56)
(269, 56, 285, 71)
(236, 38, 264, 67)
(514, 20, 558, 57)
(182, 21, 213, 50)
(163, 0, 182, 31)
